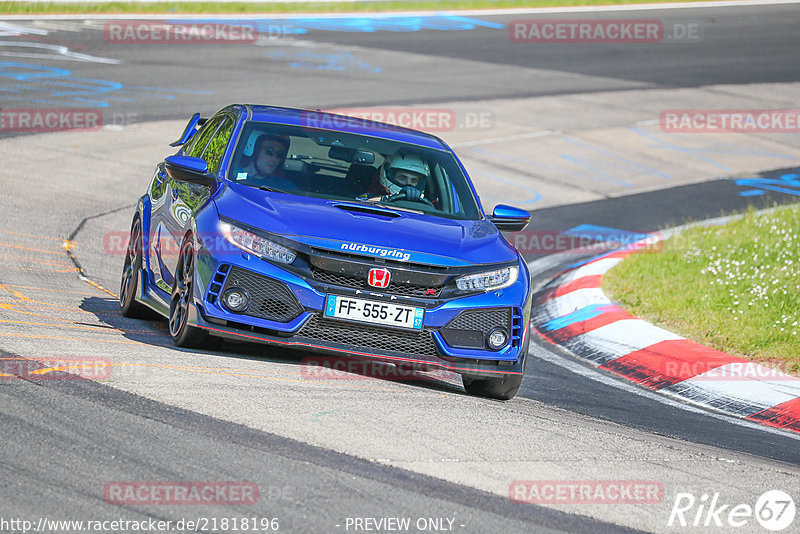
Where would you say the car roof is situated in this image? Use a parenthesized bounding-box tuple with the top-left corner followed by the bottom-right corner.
(237, 104, 449, 151)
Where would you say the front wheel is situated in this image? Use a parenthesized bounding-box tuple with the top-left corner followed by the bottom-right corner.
(462, 333, 529, 400)
(119, 218, 151, 318)
(168, 238, 207, 348)
(462, 372, 524, 400)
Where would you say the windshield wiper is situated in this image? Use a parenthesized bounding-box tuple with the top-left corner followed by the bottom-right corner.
(372, 202, 424, 215)
(257, 185, 287, 194)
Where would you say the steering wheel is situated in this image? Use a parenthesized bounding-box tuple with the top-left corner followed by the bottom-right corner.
(382, 187, 435, 207)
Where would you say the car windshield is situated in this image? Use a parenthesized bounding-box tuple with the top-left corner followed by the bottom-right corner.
(227, 120, 481, 220)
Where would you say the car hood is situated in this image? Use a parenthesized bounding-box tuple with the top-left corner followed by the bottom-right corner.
(213, 183, 519, 267)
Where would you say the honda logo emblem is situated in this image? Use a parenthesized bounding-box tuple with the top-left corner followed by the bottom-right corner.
(367, 268, 391, 288)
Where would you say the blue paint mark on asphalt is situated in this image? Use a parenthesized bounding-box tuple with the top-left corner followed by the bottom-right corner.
(265, 50, 381, 73)
(629, 128, 797, 172)
(0, 62, 73, 81)
(562, 224, 650, 245)
(736, 173, 800, 197)
(541, 304, 617, 332)
(560, 154, 633, 187)
(0, 61, 211, 107)
(629, 127, 731, 171)
(562, 136, 670, 180)
(471, 147, 632, 189)
(471, 170, 541, 205)
(174, 16, 504, 34)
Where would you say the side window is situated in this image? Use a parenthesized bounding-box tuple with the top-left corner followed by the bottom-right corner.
(150, 169, 167, 200)
(185, 116, 223, 159)
(201, 116, 234, 174)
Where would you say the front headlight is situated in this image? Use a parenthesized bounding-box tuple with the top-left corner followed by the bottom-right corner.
(220, 222, 296, 264)
(456, 265, 518, 292)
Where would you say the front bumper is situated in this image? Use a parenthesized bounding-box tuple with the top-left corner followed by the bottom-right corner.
(191, 242, 531, 377)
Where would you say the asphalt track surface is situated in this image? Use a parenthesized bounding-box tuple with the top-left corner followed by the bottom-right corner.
(2, 3, 798, 121)
(2, 4, 800, 533)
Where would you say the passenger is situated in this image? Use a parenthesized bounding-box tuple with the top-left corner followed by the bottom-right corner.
(240, 133, 294, 190)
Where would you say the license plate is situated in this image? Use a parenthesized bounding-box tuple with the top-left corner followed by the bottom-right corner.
(324, 295, 424, 330)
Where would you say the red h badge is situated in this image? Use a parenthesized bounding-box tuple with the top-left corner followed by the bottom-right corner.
(367, 268, 391, 288)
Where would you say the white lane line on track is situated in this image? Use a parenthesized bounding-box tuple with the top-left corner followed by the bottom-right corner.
(0, 41, 120, 64)
(3, 0, 799, 20)
(529, 344, 800, 441)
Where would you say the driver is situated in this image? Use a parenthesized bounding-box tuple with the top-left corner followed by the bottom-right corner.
(240, 133, 294, 190)
(370, 151, 430, 203)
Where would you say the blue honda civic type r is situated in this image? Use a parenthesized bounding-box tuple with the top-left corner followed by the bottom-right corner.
(120, 104, 533, 399)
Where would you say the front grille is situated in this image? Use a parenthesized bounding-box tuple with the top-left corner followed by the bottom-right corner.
(446, 308, 510, 331)
(296, 315, 439, 358)
(222, 267, 303, 323)
(440, 308, 511, 349)
(310, 267, 442, 298)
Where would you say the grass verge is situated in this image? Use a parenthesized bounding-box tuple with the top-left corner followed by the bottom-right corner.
(1, 0, 728, 16)
(603, 204, 800, 373)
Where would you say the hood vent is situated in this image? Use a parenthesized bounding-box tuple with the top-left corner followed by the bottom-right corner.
(333, 203, 401, 218)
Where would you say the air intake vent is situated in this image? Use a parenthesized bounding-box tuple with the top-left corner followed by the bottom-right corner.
(333, 203, 401, 218)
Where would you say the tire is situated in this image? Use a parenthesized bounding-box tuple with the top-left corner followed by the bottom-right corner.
(168, 238, 207, 348)
(119, 218, 151, 318)
(462, 333, 530, 400)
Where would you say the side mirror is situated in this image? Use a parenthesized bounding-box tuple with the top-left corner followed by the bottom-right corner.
(489, 204, 531, 232)
(165, 155, 215, 186)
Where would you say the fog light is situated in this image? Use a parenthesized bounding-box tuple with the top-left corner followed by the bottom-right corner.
(223, 288, 249, 313)
(487, 328, 508, 350)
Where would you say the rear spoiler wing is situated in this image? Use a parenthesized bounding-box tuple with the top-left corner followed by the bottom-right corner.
(170, 113, 208, 147)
